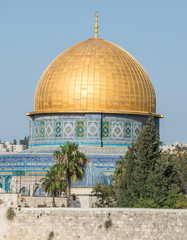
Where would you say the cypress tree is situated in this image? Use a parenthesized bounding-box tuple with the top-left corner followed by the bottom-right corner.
(117, 114, 181, 208)
(94, 114, 183, 208)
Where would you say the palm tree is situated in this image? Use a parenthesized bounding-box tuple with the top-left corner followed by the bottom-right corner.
(53, 141, 88, 207)
(40, 165, 66, 206)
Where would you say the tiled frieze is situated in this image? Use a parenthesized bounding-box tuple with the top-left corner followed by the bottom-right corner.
(111, 122, 123, 139)
(35, 122, 40, 139)
(55, 122, 62, 137)
(40, 122, 45, 138)
(87, 121, 100, 138)
(29, 120, 33, 140)
(102, 121, 110, 138)
(124, 122, 132, 140)
(76, 121, 85, 137)
(132, 122, 142, 140)
(45, 121, 53, 138)
(63, 121, 75, 138)
(29, 114, 153, 147)
(0, 153, 121, 192)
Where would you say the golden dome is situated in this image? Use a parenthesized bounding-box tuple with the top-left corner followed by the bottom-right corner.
(28, 37, 162, 117)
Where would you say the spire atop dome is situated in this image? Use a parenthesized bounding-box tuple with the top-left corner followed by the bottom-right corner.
(94, 11, 99, 38)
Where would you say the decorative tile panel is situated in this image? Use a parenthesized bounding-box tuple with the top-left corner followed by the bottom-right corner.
(45, 121, 53, 138)
(55, 122, 62, 137)
(111, 122, 123, 139)
(40, 122, 45, 138)
(32, 123, 35, 139)
(124, 122, 132, 140)
(29, 121, 33, 140)
(87, 121, 100, 138)
(63, 121, 75, 138)
(133, 122, 142, 140)
(76, 121, 85, 137)
(102, 121, 110, 138)
(35, 122, 40, 139)
(28, 113, 158, 147)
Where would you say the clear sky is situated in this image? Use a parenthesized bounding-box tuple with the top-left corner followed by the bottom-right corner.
(0, 0, 186, 144)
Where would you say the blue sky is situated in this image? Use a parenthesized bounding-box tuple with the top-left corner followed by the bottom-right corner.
(0, 0, 186, 144)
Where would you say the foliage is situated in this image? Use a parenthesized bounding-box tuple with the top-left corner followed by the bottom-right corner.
(117, 114, 184, 208)
(12, 139, 17, 145)
(133, 198, 160, 208)
(163, 193, 180, 208)
(116, 146, 137, 207)
(113, 156, 126, 184)
(104, 219, 112, 230)
(19, 136, 29, 148)
(163, 194, 187, 209)
(53, 141, 88, 207)
(174, 195, 187, 209)
(41, 165, 66, 206)
(172, 149, 187, 194)
(92, 183, 116, 207)
(90, 114, 185, 209)
(6, 208, 16, 221)
(47, 231, 54, 240)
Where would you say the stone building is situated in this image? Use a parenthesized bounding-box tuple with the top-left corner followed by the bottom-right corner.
(0, 142, 27, 153)
(0, 12, 162, 194)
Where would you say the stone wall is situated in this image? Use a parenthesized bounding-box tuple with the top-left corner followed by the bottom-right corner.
(71, 188, 97, 208)
(0, 193, 18, 208)
(0, 193, 67, 208)
(0, 192, 95, 209)
(0, 207, 186, 240)
(18, 195, 67, 208)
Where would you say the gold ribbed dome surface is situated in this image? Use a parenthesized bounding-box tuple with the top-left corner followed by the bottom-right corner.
(28, 38, 161, 117)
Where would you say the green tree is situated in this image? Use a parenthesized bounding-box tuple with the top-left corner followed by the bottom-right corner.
(172, 149, 187, 194)
(174, 195, 187, 209)
(133, 198, 160, 208)
(40, 165, 66, 206)
(19, 136, 29, 148)
(92, 114, 184, 209)
(117, 145, 137, 206)
(117, 114, 182, 208)
(12, 139, 17, 145)
(53, 142, 88, 207)
(92, 183, 116, 207)
(114, 156, 126, 182)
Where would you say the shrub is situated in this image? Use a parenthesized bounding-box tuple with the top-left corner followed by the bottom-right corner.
(133, 198, 160, 208)
(37, 204, 45, 208)
(6, 208, 16, 221)
(175, 195, 187, 209)
(163, 193, 179, 208)
(104, 219, 112, 230)
(47, 231, 54, 240)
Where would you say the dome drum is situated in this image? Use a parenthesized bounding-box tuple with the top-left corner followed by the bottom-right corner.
(28, 113, 159, 149)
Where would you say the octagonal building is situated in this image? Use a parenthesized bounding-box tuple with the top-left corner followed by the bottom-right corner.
(0, 13, 163, 193)
(26, 14, 162, 180)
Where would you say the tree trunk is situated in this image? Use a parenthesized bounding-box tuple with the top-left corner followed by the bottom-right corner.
(52, 192, 56, 207)
(67, 173, 71, 207)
